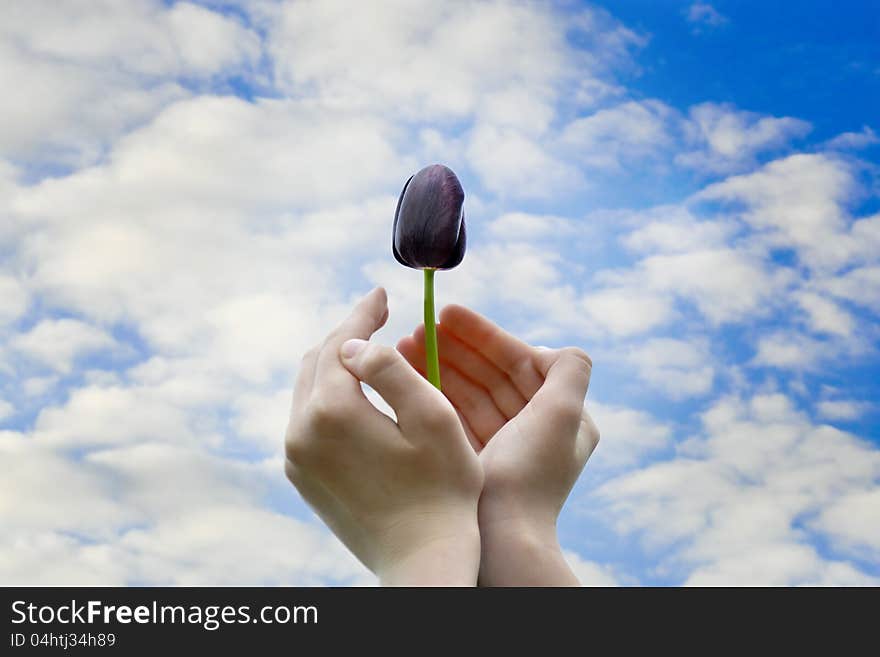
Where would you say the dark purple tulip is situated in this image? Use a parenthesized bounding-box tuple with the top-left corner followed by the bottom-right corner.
(392, 164, 466, 270)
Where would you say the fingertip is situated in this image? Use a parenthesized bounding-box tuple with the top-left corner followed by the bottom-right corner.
(397, 336, 419, 357)
(405, 332, 427, 357)
(534, 346, 562, 376)
(396, 338, 424, 373)
(438, 303, 466, 324)
(358, 286, 388, 328)
(361, 286, 386, 307)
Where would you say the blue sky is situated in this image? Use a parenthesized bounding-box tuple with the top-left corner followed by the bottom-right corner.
(1, 0, 878, 585)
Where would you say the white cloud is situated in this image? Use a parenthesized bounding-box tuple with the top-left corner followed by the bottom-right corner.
(9, 318, 118, 373)
(5, 96, 409, 388)
(0, 1, 258, 76)
(0, 275, 28, 326)
(487, 212, 578, 241)
(0, 0, 260, 166)
(232, 389, 292, 453)
(0, 532, 130, 586)
(812, 489, 880, 559)
(621, 205, 735, 254)
(0, 400, 14, 422)
(22, 376, 58, 398)
(751, 332, 826, 370)
(561, 100, 675, 171)
(678, 103, 811, 174)
(562, 550, 619, 586)
(795, 292, 854, 336)
(586, 401, 672, 469)
(596, 393, 880, 585)
(821, 265, 880, 313)
(599, 248, 782, 325)
(686, 3, 728, 29)
(0, 432, 131, 537)
(115, 506, 372, 586)
(817, 400, 870, 421)
(467, 123, 586, 199)
(165, 2, 261, 75)
(851, 213, 880, 259)
(0, 39, 185, 167)
(582, 287, 675, 337)
(750, 330, 865, 371)
(684, 543, 878, 586)
(33, 384, 205, 449)
(263, 0, 638, 122)
(0, 428, 372, 585)
(696, 154, 857, 271)
(823, 126, 878, 151)
(85, 443, 265, 518)
(624, 338, 715, 399)
(250, 0, 647, 199)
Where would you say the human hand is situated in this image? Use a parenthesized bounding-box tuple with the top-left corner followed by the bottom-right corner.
(397, 304, 599, 586)
(284, 288, 484, 586)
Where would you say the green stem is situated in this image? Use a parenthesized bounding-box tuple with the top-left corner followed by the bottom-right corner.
(424, 268, 441, 390)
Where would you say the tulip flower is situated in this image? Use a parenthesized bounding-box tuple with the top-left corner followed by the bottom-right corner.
(392, 164, 467, 390)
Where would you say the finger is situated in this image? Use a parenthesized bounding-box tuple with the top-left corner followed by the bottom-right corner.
(398, 335, 506, 445)
(313, 287, 389, 395)
(399, 340, 491, 452)
(340, 338, 455, 437)
(413, 322, 527, 420)
(529, 348, 593, 433)
(438, 304, 544, 399)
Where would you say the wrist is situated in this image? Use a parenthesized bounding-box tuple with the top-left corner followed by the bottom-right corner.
(478, 512, 579, 587)
(478, 497, 559, 548)
(376, 506, 481, 586)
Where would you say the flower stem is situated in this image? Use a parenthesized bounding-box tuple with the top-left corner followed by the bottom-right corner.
(424, 268, 441, 390)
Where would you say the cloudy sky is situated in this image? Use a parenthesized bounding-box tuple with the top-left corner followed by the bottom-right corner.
(1, 0, 878, 585)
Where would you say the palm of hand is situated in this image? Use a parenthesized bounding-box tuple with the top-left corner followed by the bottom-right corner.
(397, 305, 599, 522)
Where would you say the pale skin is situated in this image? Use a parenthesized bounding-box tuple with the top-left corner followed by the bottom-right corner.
(285, 287, 599, 586)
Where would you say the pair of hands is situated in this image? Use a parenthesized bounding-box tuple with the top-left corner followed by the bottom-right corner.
(284, 287, 599, 586)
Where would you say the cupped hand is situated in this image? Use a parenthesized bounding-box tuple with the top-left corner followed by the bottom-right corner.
(397, 304, 599, 585)
(284, 288, 483, 586)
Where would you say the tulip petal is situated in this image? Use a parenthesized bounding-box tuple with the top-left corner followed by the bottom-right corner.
(392, 174, 413, 267)
(438, 214, 466, 270)
(392, 164, 466, 270)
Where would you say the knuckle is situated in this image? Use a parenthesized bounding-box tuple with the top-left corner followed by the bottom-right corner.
(547, 395, 585, 422)
(308, 394, 361, 433)
(512, 354, 539, 381)
(306, 397, 344, 432)
(284, 424, 311, 465)
(561, 346, 592, 370)
(302, 345, 320, 364)
(420, 402, 457, 432)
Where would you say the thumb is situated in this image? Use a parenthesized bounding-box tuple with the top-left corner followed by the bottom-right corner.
(526, 347, 592, 434)
(339, 338, 449, 433)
